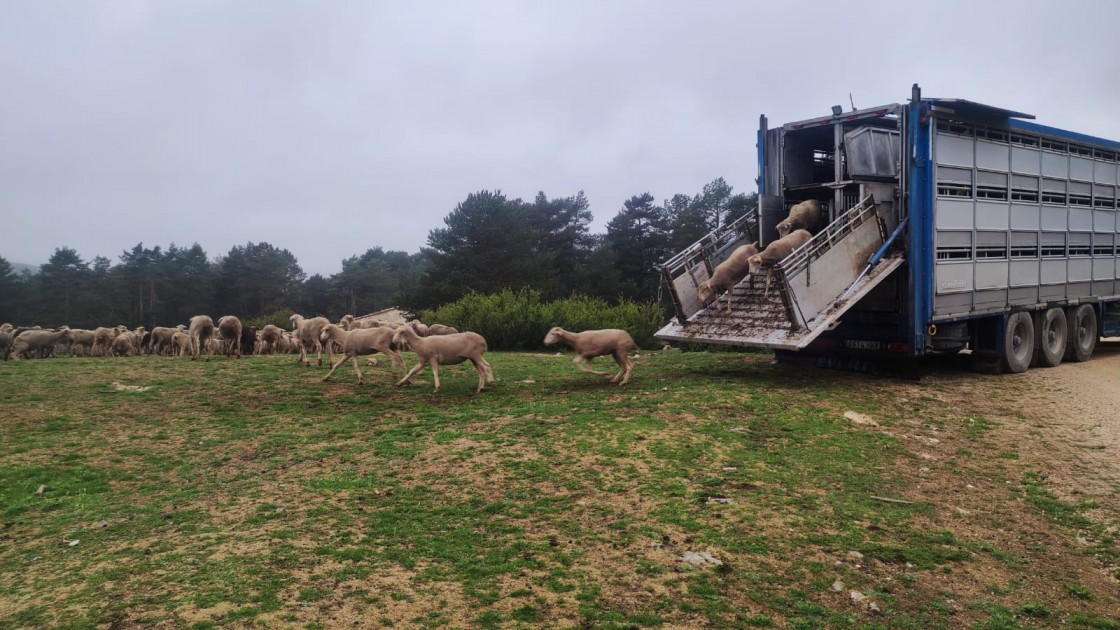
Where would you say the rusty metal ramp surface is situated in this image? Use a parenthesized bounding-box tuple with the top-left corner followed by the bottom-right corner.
(656, 255, 904, 350)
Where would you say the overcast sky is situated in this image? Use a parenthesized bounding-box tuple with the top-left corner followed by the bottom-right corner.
(3, 1, 1119, 276)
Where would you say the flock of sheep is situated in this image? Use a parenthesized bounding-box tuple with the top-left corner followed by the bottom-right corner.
(0, 314, 639, 392)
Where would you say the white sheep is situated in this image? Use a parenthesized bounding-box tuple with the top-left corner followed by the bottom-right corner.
(543, 326, 637, 386)
(747, 229, 813, 298)
(171, 331, 192, 356)
(188, 315, 216, 361)
(697, 242, 760, 315)
(148, 326, 178, 355)
(318, 323, 405, 383)
(775, 199, 822, 238)
(217, 315, 243, 358)
(110, 331, 138, 356)
(392, 326, 495, 393)
(289, 314, 334, 366)
(9, 328, 74, 360)
(427, 323, 459, 335)
(67, 328, 97, 356)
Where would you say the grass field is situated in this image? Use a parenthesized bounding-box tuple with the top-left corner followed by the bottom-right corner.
(1, 350, 1118, 629)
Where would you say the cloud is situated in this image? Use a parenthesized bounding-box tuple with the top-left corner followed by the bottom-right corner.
(2, 1, 1119, 275)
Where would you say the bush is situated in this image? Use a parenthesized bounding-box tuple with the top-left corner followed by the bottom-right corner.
(419, 289, 665, 351)
(244, 309, 295, 332)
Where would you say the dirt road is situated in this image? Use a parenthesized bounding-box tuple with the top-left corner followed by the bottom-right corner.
(996, 341, 1120, 503)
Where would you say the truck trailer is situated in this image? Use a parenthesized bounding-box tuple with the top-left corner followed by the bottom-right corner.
(655, 84, 1120, 373)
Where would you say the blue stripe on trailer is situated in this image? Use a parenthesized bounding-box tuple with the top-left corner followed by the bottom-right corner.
(1008, 119, 1120, 151)
(907, 101, 934, 356)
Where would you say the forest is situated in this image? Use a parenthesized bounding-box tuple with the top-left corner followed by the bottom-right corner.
(0, 178, 756, 328)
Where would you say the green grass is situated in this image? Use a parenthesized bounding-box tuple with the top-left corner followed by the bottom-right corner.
(0, 351, 1117, 628)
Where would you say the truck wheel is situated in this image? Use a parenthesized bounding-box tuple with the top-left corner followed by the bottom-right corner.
(1000, 312, 1034, 374)
(1064, 304, 1098, 362)
(1032, 308, 1066, 368)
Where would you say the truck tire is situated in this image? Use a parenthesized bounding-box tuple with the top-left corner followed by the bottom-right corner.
(1000, 312, 1034, 374)
(1064, 304, 1098, 362)
(1032, 307, 1066, 368)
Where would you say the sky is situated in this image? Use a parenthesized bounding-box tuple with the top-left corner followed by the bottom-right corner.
(2, 1, 1120, 277)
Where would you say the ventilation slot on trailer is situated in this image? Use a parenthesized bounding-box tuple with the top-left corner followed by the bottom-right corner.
(1041, 233, 1066, 258)
(1011, 174, 1039, 203)
(976, 232, 1008, 260)
(936, 231, 972, 261)
(976, 171, 1008, 201)
(1069, 233, 1091, 257)
(1069, 181, 1093, 207)
(937, 166, 973, 198)
(1042, 178, 1067, 205)
(1010, 232, 1039, 259)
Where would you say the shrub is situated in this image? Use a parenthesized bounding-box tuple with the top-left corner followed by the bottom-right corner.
(244, 309, 295, 332)
(419, 289, 665, 350)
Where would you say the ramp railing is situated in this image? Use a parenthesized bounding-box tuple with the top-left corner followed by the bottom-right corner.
(660, 209, 760, 324)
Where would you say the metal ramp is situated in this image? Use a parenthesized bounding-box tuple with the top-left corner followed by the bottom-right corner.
(655, 195, 906, 350)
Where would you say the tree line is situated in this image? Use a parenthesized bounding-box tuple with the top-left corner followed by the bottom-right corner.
(0, 178, 756, 328)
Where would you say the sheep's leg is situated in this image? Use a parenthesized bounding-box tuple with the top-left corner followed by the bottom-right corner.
(387, 349, 406, 376)
(397, 361, 426, 387)
(429, 359, 441, 393)
(322, 353, 350, 381)
(763, 270, 773, 299)
(609, 350, 634, 385)
(351, 356, 364, 384)
(470, 358, 490, 392)
(573, 356, 608, 376)
(479, 356, 495, 384)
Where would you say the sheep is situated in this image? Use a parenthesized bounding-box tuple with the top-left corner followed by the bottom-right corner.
(259, 324, 284, 354)
(188, 315, 216, 361)
(289, 314, 334, 366)
(148, 326, 180, 355)
(110, 331, 138, 356)
(217, 315, 243, 358)
(775, 199, 822, 238)
(10, 328, 74, 360)
(543, 326, 637, 386)
(170, 331, 192, 356)
(0, 324, 12, 360)
(747, 229, 813, 298)
(92, 326, 121, 356)
(408, 320, 430, 337)
(696, 242, 760, 315)
(391, 325, 495, 393)
(427, 324, 459, 336)
(240, 325, 258, 356)
(318, 323, 406, 384)
(66, 328, 97, 356)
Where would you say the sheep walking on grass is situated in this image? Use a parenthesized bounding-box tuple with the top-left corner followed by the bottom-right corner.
(290, 314, 334, 366)
(392, 325, 495, 393)
(318, 324, 405, 384)
(697, 242, 759, 315)
(543, 327, 637, 386)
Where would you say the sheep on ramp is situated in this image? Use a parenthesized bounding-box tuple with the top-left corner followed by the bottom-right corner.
(319, 323, 405, 384)
(696, 242, 759, 315)
(543, 327, 637, 386)
(747, 229, 813, 298)
(775, 199, 822, 238)
(392, 326, 494, 393)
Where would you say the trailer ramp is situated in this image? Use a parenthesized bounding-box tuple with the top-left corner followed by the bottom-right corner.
(656, 196, 904, 350)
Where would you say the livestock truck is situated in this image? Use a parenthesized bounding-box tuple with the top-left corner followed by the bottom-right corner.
(655, 84, 1120, 373)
